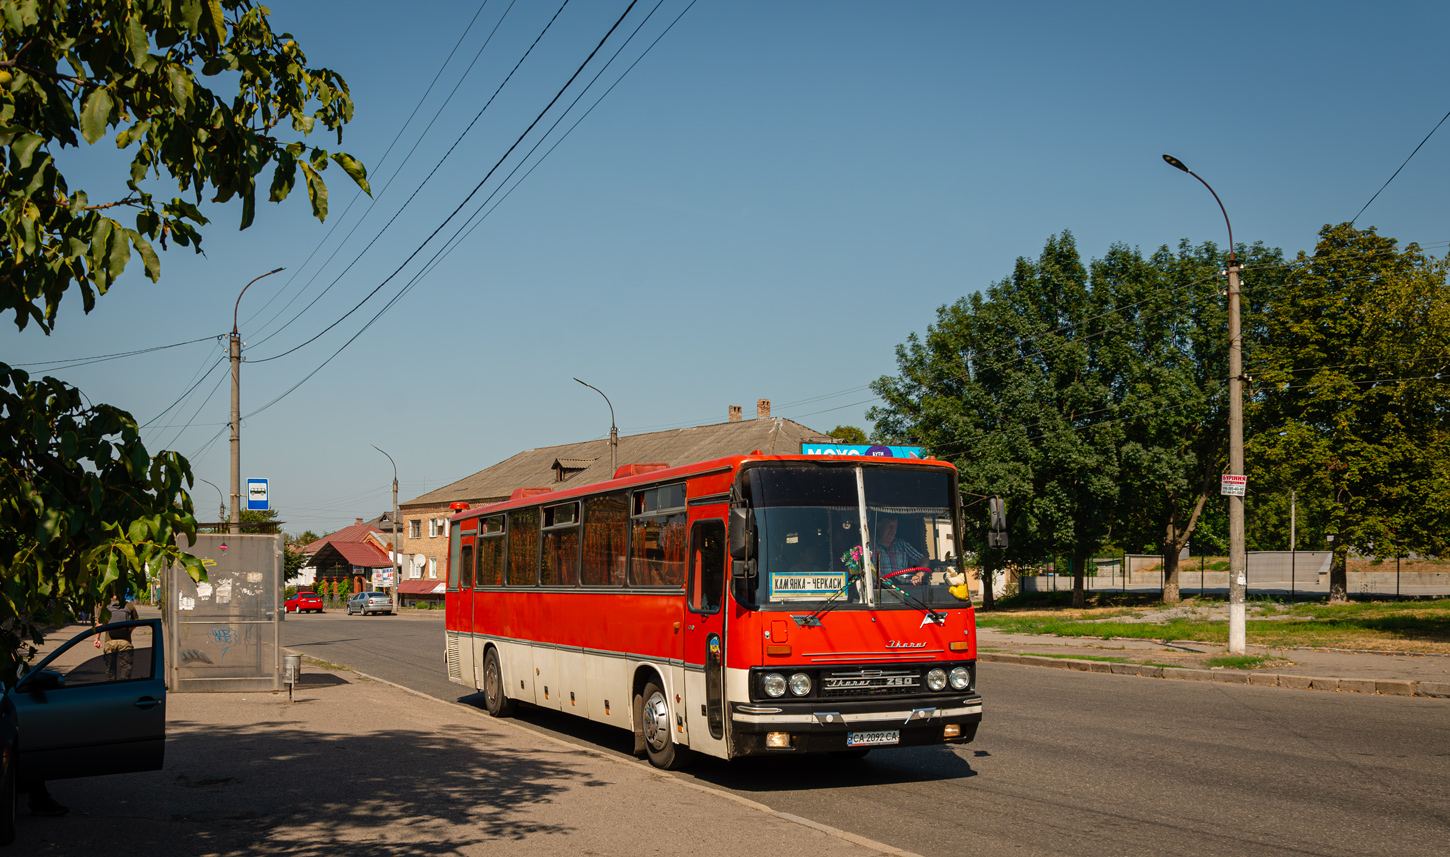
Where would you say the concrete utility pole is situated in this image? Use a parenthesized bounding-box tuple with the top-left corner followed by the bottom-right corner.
(574, 378, 618, 476)
(230, 268, 285, 535)
(372, 445, 400, 613)
(1162, 154, 1247, 654)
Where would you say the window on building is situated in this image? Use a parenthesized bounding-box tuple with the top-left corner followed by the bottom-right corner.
(428, 518, 439, 538)
(428, 556, 437, 578)
(409, 519, 421, 539)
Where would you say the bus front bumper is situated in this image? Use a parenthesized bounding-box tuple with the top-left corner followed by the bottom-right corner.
(728, 695, 982, 756)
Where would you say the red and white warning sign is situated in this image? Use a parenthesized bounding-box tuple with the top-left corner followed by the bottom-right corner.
(1220, 474, 1247, 497)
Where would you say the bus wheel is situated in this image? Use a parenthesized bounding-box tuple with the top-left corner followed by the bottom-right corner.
(641, 681, 691, 771)
(482, 648, 516, 718)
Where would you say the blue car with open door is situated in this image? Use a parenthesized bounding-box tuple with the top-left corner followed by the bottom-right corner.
(1, 618, 166, 844)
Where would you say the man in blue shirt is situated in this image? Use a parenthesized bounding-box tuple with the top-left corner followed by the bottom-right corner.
(873, 515, 927, 584)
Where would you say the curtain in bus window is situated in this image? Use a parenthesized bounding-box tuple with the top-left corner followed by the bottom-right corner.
(630, 512, 686, 586)
(542, 528, 579, 586)
(508, 508, 539, 586)
(477, 535, 504, 586)
(582, 494, 628, 586)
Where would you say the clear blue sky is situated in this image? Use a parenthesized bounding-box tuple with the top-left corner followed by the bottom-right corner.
(5, 1, 1448, 534)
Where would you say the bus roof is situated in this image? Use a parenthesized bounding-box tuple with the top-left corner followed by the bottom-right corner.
(449, 453, 956, 522)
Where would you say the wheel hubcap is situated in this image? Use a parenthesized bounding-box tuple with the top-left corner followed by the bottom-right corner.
(642, 691, 670, 752)
(485, 661, 500, 703)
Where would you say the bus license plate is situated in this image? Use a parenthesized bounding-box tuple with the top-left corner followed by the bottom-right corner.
(847, 730, 899, 747)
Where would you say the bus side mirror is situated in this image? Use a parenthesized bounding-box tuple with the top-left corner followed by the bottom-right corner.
(731, 560, 755, 580)
(729, 507, 753, 560)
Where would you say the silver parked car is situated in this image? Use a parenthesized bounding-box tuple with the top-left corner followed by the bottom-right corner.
(345, 591, 393, 616)
(2, 619, 166, 843)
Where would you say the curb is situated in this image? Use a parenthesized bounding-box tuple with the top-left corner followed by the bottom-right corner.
(980, 652, 1450, 699)
(282, 649, 922, 857)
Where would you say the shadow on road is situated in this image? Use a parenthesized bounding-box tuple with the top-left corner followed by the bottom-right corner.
(456, 694, 979, 792)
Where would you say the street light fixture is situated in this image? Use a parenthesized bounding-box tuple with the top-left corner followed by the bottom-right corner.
(199, 477, 227, 525)
(1162, 153, 1247, 654)
(574, 378, 618, 476)
(229, 267, 285, 535)
(372, 444, 401, 614)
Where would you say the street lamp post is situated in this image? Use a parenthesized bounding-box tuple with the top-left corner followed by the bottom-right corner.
(574, 378, 618, 476)
(372, 445, 401, 614)
(229, 267, 285, 535)
(1162, 154, 1247, 654)
(199, 477, 227, 525)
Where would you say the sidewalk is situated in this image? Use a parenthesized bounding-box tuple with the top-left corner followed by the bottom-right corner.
(11, 661, 918, 857)
(978, 627, 1450, 697)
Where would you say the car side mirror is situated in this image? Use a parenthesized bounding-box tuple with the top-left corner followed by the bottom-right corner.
(18, 669, 65, 693)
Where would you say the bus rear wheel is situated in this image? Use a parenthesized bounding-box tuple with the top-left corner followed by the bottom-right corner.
(640, 681, 691, 771)
(482, 648, 515, 718)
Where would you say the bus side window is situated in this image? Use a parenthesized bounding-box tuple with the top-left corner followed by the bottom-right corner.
(460, 543, 475, 589)
(688, 520, 725, 614)
(508, 508, 540, 586)
(582, 493, 628, 586)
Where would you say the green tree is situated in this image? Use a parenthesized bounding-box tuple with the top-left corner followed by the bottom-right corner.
(1, 0, 367, 331)
(0, 364, 201, 680)
(828, 425, 867, 444)
(1101, 239, 1287, 600)
(1249, 224, 1450, 601)
(873, 232, 1122, 608)
(1, 2, 365, 678)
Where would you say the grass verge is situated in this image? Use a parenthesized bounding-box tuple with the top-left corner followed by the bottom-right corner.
(976, 596, 1450, 653)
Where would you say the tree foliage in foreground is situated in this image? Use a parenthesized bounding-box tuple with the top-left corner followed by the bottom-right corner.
(0, 1, 366, 679)
(0, 364, 202, 680)
(0, 0, 368, 332)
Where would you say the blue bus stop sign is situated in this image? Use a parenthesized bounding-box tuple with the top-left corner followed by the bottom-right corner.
(246, 478, 269, 511)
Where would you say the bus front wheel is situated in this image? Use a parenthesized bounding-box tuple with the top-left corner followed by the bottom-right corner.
(640, 681, 691, 770)
(482, 648, 516, 718)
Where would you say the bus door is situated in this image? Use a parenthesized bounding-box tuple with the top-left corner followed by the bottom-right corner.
(456, 528, 476, 688)
(683, 517, 728, 757)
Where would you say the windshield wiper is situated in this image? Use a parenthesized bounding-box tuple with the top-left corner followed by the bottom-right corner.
(792, 571, 862, 627)
(875, 572, 946, 625)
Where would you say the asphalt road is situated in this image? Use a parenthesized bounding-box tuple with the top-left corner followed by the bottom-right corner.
(283, 610, 1450, 857)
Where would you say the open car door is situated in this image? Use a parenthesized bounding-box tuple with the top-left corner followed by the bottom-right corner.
(8, 619, 166, 781)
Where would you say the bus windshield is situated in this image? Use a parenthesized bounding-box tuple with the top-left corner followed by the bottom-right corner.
(739, 464, 968, 612)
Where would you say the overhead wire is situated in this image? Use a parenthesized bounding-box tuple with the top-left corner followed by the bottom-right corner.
(1351, 106, 1450, 227)
(248, 0, 573, 359)
(241, 0, 505, 333)
(241, 0, 672, 420)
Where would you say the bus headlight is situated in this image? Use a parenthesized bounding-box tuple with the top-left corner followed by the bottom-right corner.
(950, 666, 971, 690)
(926, 668, 947, 691)
(789, 673, 812, 696)
(763, 673, 787, 698)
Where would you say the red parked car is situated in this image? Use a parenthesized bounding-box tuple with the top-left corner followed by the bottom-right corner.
(285, 591, 324, 614)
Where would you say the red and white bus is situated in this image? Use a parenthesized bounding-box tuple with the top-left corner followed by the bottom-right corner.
(444, 453, 982, 769)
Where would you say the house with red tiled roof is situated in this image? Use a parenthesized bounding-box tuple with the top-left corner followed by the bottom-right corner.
(298, 518, 399, 596)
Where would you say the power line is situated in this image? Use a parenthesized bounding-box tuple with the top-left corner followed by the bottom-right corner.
(248, 0, 574, 359)
(241, 1, 504, 335)
(8, 334, 223, 370)
(1351, 106, 1450, 226)
(240, 1, 657, 418)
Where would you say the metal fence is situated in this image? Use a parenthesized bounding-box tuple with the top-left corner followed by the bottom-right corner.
(1018, 551, 1450, 598)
